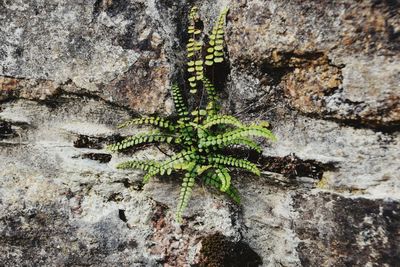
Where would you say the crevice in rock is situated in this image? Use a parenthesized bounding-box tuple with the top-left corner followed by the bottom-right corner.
(260, 63, 294, 86)
(118, 209, 127, 222)
(225, 148, 337, 181)
(0, 120, 16, 139)
(259, 50, 328, 84)
(73, 135, 104, 149)
(1, 77, 144, 117)
(259, 153, 338, 180)
(55, 89, 142, 116)
(80, 153, 112, 163)
(325, 116, 400, 133)
(0, 76, 61, 106)
(73, 134, 123, 149)
(293, 107, 400, 134)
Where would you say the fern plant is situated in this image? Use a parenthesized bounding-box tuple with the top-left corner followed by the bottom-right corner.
(108, 6, 276, 222)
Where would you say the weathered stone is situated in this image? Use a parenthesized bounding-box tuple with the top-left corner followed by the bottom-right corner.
(227, 0, 400, 129)
(97, 52, 172, 114)
(293, 192, 400, 267)
(0, 120, 14, 139)
(0, 0, 399, 266)
(0, 97, 241, 266)
(0, 76, 60, 101)
(0, 0, 176, 114)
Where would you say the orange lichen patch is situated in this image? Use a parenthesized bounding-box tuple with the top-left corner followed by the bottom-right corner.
(270, 50, 328, 68)
(283, 63, 342, 114)
(263, 51, 343, 114)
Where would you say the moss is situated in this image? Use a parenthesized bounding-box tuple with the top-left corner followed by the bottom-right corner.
(197, 232, 262, 267)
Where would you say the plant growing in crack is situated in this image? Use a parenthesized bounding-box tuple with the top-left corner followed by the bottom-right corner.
(108, 6, 276, 222)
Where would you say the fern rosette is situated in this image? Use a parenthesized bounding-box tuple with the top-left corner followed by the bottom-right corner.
(108, 6, 276, 222)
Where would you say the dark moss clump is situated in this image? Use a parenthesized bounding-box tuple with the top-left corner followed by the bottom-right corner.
(196, 232, 262, 267)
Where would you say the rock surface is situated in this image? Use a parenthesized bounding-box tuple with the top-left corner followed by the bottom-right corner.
(1, 0, 399, 266)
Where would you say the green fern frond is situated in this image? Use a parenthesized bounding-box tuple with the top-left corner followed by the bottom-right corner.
(176, 164, 198, 222)
(200, 125, 276, 149)
(203, 77, 217, 101)
(143, 172, 156, 184)
(143, 150, 199, 183)
(171, 84, 189, 119)
(177, 121, 198, 146)
(217, 137, 262, 153)
(117, 117, 175, 131)
(203, 77, 220, 115)
(206, 154, 260, 176)
(188, 6, 199, 24)
(108, 131, 180, 152)
(106, 6, 277, 222)
(190, 109, 209, 124)
(196, 165, 213, 175)
(216, 167, 231, 192)
(190, 109, 208, 117)
(187, 6, 204, 94)
(203, 115, 243, 129)
(205, 7, 229, 66)
(203, 171, 240, 203)
(116, 160, 160, 171)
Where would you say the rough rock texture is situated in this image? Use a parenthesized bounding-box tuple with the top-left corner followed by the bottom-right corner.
(228, 0, 400, 131)
(1, 0, 399, 266)
(0, 0, 174, 114)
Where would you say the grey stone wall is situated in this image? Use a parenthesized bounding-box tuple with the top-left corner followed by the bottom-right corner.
(1, 0, 399, 266)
